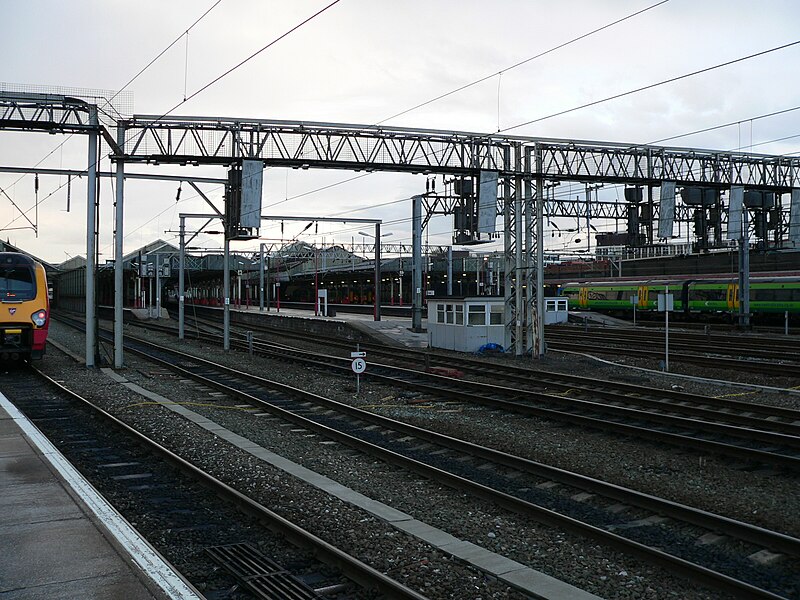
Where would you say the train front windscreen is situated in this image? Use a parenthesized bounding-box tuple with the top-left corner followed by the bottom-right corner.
(0, 255, 37, 302)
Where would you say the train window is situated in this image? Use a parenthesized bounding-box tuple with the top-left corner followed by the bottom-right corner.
(588, 290, 608, 300)
(753, 289, 775, 302)
(766, 289, 796, 302)
(691, 288, 726, 302)
(0, 264, 36, 301)
(468, 305, 486, 326)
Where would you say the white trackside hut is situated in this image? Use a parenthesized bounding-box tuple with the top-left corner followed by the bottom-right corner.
(427, 296, 505, 352)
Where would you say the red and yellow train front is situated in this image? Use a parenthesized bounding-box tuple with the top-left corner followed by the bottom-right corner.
(0, 253, 49, 360)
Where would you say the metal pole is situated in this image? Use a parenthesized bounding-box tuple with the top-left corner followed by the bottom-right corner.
(514, 169, 523, 356)
(399, 256, 403, 306)
(266, 255, 271, 311)
(412, 195, 423, 331)
(236, 268, 241, 309)
(315, 248, 320, 316)
(259, 243, 265, 311)
(374, 222, 381, 321)
(356, 342, 361, 395)
(536, 176, 545, 357)
(586, 183, 591, 254)
(665, 284, 670, 372)
(113, 123, 125, 368)
(739, 209, 751, 328)
(223, 236, 230, 351)
(475, 253, 480, 296)
(85, 106, 98, 368)
(179, 216, 186, 340)
(155, 253, 161, 318)
(447, 246, 453, 295)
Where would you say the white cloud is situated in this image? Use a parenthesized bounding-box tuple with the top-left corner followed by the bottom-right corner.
(2, 0, 800, 261)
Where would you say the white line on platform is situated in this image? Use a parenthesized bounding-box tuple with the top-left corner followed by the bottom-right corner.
(0, 392, 202, 600)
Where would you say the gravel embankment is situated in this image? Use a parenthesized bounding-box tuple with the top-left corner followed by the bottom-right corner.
(41, 318, 800, 599)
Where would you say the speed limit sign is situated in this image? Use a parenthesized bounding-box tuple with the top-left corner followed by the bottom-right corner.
(351, 358, 366, 374)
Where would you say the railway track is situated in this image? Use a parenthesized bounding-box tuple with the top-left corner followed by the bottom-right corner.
(2, 363, 428, 600)
(60, 317, 800, 600)
(125, 313, 800, 472)
(545, 327, 800, 373)
(548, 324, 800, 356)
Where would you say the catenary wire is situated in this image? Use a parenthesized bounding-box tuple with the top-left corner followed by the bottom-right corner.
(499, 39, 800, 133)
(0, 0, 225, 230)
(375, 0, 669, 126)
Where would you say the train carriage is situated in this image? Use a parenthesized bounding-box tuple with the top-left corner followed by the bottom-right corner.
(561, 276, 800, 320)
(0, 252, 50, 360)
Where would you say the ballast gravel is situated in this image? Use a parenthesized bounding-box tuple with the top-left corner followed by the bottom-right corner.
(41, 317, 799, 599)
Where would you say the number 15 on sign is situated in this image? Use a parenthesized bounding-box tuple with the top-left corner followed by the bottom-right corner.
(351, 345, 367, 394)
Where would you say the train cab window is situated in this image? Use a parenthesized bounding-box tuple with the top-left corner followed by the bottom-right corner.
(0, 262, 36, 301)
(468, 305, 486, 326)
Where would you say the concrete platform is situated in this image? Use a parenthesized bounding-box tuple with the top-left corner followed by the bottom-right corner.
(222, 304, 430, 349)
(0, 394, 200, 600)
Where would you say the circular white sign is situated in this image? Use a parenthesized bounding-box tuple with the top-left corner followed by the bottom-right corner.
(351, 357, 366, 374)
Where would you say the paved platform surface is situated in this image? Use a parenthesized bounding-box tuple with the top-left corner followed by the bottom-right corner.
(0, 395, 200, 600)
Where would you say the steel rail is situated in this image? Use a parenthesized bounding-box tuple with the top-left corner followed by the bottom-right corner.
(549, 325, 800, 353)
(106, 332, 793, 600)
(116, 315, 800, 467)
(106, 328, 800, 553)
(176, 308, 800, 422)
(27, 364, 430, 600)
(546, 329, 800, 363)
(546, 338, 798, 376)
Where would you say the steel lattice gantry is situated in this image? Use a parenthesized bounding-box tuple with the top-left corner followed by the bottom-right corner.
(5, 93, 799, 360)
(120, 115, 800, 188)
(117, 115, 800, 356)
(0, 92, 112, 367)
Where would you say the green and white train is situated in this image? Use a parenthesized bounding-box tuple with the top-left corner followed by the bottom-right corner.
(560, 276, 800, 319)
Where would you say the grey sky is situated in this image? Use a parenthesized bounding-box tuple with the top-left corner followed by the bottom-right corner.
(2, 0, 799, 262)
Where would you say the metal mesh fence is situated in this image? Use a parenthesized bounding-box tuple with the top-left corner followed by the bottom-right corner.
(0, 82, 133, 129)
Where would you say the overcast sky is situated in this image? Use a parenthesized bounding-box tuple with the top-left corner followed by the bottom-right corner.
(2, 0, 799, 264)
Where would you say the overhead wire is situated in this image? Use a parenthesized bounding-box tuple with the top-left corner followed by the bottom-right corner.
(1, 0, 225, 231)
(6, 0, 343, 244)
(499, 39, 800, 133)
(261, 42, 800, 232)
(155, 0, 342, 118)
(375, 0, 670, 126)
(92, 1, 345, 255)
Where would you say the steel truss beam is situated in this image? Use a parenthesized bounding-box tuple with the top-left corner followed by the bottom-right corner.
(0, 93, 96, 133)
(120, 115, 799, 190)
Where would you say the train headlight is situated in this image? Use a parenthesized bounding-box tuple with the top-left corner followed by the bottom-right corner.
(31, 310, 47, 327)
